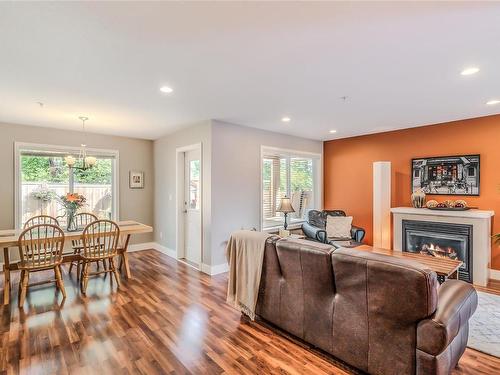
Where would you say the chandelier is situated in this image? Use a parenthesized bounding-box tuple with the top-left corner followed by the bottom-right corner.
(64, 116, 97, 171)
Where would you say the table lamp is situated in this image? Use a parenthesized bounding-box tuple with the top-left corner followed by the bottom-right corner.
(277, 196, 295, 230)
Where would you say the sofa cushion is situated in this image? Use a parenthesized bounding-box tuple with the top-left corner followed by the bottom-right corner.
(326, 215, 353, 238)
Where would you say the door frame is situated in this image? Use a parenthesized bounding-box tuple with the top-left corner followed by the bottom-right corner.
(175, 142, 203, 269)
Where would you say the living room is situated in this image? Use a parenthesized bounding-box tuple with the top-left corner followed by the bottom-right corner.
(0, 2, 499, 375)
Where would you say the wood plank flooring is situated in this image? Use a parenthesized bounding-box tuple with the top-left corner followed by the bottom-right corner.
(1, 249, 499, 374)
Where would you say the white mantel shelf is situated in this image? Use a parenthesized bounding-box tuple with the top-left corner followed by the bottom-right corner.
(391, 206, 495, 286)
(391, 207, 494, 219)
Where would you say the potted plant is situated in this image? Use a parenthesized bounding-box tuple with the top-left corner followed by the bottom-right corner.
(31, 186, 57, 213)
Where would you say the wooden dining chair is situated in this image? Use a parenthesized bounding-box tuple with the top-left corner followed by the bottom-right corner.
(80, 220, 121, 294)
(17, 224, 66, 307)
(23, 215, 60, 229)
(68, 212, 98, 277)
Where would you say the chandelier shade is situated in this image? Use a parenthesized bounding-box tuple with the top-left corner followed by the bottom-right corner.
(65, 117, 96, 171)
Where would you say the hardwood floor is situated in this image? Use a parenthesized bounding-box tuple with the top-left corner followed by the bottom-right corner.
(1, 249, 499, 374)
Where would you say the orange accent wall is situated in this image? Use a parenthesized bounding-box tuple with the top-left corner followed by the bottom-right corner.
(324, 114, 500, 270)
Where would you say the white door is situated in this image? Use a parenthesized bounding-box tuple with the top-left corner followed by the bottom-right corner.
(183, 149, 201, 266)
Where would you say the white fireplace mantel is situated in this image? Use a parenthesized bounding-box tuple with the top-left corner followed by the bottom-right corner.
(391, 207, 495, 286)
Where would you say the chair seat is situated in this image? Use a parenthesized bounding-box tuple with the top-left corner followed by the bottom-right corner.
(18, 260, 62, 271)
(81, 253, 118, 261)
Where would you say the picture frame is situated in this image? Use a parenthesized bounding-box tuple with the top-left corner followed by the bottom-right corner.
(129, 171, 144, 189)
(411, 155, 480, 196)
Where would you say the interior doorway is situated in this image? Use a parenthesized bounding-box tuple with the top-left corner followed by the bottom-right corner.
(176, 144, 202, 270)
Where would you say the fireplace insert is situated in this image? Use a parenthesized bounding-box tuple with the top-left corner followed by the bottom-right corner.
(402, 220, 472, 283)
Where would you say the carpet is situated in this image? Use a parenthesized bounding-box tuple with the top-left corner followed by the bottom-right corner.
(467, 290, 500, 357)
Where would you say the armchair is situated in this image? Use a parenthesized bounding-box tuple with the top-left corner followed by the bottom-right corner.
(302, 210, 365, 244)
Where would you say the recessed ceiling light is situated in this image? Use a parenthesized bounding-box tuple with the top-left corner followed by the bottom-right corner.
(486, 99, 500, 105)
(329, 130, 337, 134)
(160, 86, 173, 94)
(460, 67, 480, 76)
(281, 116, 291, 123)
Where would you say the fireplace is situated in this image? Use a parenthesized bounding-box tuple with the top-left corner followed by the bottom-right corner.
(402, 220, 473, 283)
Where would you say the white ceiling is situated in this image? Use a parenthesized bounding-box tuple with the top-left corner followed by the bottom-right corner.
(1, 2, 499, 141)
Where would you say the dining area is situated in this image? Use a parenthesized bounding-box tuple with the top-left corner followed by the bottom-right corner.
(1, 213, 152, 307)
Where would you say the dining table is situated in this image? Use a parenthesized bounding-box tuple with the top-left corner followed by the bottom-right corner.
(1, 220, 153, 305)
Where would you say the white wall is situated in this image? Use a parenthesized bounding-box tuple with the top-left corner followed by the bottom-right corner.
(210, 120, 323, 267)
(153, 121, 212, 265)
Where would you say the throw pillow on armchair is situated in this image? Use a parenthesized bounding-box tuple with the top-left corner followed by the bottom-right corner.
(326, 216, 353, 239)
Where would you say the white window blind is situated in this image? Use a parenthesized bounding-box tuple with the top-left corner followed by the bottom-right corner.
(261, 148, 319, 230)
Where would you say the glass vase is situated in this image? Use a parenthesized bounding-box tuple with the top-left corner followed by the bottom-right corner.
(66, 207, 78, 232)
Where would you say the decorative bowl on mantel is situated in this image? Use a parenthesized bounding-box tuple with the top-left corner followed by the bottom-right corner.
(425, 199, 472, 211)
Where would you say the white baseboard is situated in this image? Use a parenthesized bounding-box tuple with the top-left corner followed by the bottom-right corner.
(489, 268, 500, 281)
(201, 262, 229, 276)
(128, 242, 157, 252)
(152, 243, 177, 259)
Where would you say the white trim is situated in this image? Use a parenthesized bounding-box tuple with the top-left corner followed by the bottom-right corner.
(262, 222, 303, 233)
(489, 268, 500, 281)
(259, 145, 322, 231)
(261, 145, 322, 158)
(14, 142, 120, 228)
(152, 243, 177, 259)
(201, 262, 229, 275)
(175, 142, 203, 269)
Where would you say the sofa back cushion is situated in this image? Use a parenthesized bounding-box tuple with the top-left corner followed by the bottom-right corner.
(256, 238, 336, 351)
(331, 248, 439, 375)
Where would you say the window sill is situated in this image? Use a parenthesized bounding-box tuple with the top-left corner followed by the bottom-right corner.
(262, 221, 304, 234)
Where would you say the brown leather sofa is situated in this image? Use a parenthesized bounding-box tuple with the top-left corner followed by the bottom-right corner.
(256, 237, 478, 375)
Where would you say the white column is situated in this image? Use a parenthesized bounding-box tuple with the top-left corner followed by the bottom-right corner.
(373, 161, 391, 249)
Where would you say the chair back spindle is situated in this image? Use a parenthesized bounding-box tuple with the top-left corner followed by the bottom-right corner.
(24, 215, 60, 229)
(82, 220, 120, 260)
(71, 213, 98, 248)
(18, 224, 65, 269)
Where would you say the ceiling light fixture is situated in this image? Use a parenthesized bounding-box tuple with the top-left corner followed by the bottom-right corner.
(64, 116, 97, 171)
(160, 86, 173, 94)
(329, 130, 337, 134)
(486, 99, 500, 105)
(281, 116, 291, 123)
(460, 67, 480, 76)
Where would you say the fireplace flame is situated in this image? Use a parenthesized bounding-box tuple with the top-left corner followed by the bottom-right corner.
(421, 243, 458, 259)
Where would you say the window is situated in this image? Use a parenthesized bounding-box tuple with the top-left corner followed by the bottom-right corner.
(15, 143, 119, 228)
(189, 160, 200, 209)
(261, 147, 320, 230)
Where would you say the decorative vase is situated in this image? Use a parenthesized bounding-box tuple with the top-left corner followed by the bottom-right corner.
(411, 189, 426, 208)
(66, 207, 78, 232)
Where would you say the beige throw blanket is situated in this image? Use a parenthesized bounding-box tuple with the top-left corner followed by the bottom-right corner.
(226, 230, 271, 320)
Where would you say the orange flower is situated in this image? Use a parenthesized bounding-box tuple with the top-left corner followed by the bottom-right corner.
(65, 193, 80, 202)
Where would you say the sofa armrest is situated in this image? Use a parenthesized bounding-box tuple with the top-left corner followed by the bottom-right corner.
(350, 225, 365, 242)
(302, 222, 327, 243)
(417, 280, 478, 356)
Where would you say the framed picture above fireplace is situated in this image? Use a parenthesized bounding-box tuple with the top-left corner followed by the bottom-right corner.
(411, 154, 480, 196)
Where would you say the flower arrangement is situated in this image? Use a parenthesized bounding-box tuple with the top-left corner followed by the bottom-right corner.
(31, 186, 57, 202)
(58, 193, 86, 210)
(58, 193, 86, 231)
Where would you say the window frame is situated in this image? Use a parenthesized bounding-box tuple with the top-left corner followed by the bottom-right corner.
(260, 145, 322, 231)
(14, 142, 120, 229)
